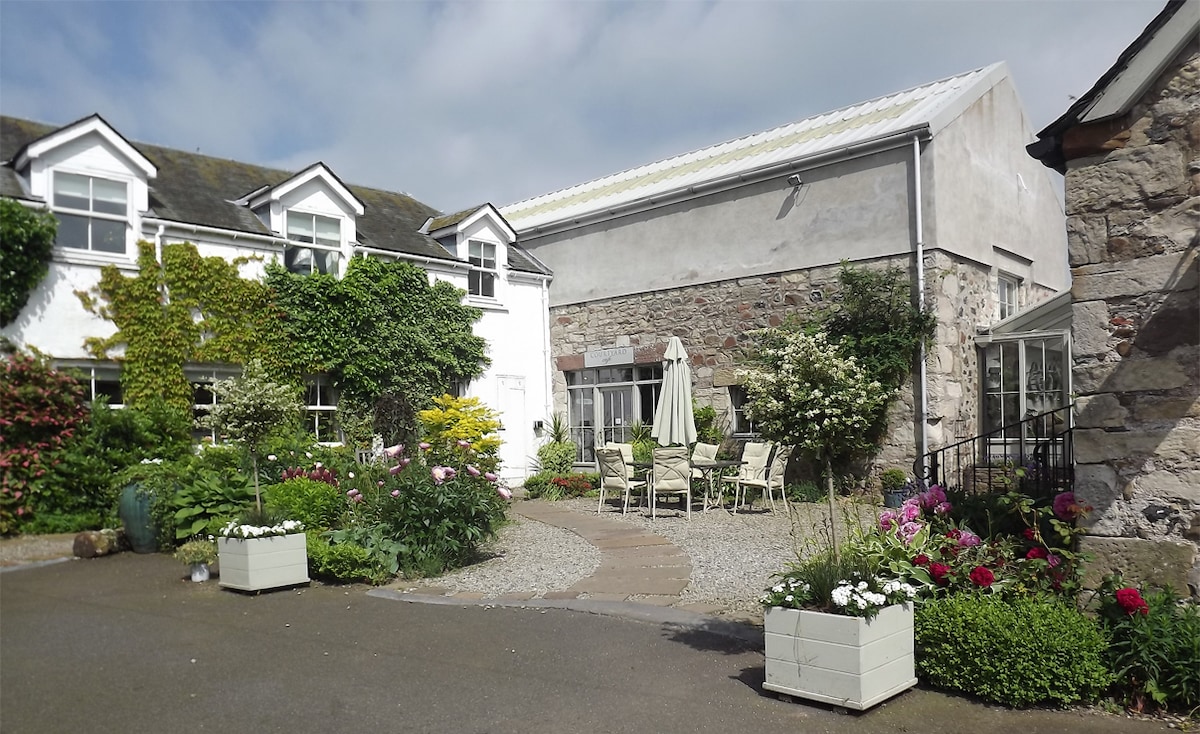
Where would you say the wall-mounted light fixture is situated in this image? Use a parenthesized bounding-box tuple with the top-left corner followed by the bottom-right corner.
(787, 174, 803, 187)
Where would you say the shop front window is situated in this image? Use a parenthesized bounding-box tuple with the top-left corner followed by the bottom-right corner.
(565, 364, 662, 465)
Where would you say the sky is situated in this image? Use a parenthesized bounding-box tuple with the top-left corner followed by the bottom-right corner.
(0, 0, 1171, 214)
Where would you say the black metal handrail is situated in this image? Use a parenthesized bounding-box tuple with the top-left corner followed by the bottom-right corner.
(916, 405, 1073, 499)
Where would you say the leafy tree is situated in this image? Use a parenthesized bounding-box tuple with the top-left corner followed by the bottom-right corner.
(0, 199, 57, 327)
(739, 329, 891, 554)
(268, 256, 488, 443)
(199, 360, 302, 511)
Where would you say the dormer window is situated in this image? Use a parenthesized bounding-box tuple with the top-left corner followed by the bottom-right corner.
(285, 211, 340, 275)
(468, 240, 497, 297)
(52, 172, 127, 253)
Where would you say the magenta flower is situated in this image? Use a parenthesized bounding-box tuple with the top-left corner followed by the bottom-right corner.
(933, 501, 952, 515)
(346, 488, 359, 497)
(900, 500, 921, 523)
(377, 480, 385, 487)
(496, 486, 513, 500)
(383, 444, 404, 459)
(878, 510, 897, 532)
(484, 472, 498, 482)
(466, 465, 481, 477)
(919, 485, 947, 510)
(399, 457, 411, 467)
(353, 494, 363, 503)
(899, 521, 923, 545)
(390, 489, 400, 498)
(419, 442, 431, 451)
(1053, 491, 1076, 521)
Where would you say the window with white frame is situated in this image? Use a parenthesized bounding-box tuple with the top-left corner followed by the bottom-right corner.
(998, 274, 1019, 321)
(188, 367, 239, 442)
(58, 363, 123, 406)
(285, 211, 340, 275)
(467, 240, 497, 298)
(729, 385, 757, 436)
(52, 172, 128, 253)
(304, 376, 340, 444)
(564, 365, 662, 464)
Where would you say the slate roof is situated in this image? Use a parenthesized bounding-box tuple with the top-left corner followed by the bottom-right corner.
(501, 63, 1009, 233)
(1, 115, 552, 271)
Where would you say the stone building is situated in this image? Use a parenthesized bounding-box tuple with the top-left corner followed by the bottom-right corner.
(1028, 0, 1200, 596)
(502, 63, 1069, 475)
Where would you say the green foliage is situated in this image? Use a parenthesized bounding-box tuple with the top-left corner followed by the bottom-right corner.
(767, 549, 883, 615)
(264, 477, 346, 531)
(1094, 576, 1200, 713)
(546, 412, 570, 443)
(0, 350, 89, 534)
(28, 401, 191, 534)
(0, 199, 57, 327)
(417, 394, 502, 473)
(307, 531, 390, 584)
(693, 403, 725, 445)
(268, 257, 489, 442)
(171, 469, 255, 539)
(199, 359, 302, 510)
(78, 241, 287, 415)
(740, 329, 890, 461)
(534, 440, 576, 476)
(174, 537, 217, 565)
(521, 470, 555, 499)
(916, 595, 1113, 708)
(784, 481, 826, 504)
(880, 468, 908, 492)
(817, 262, 936, 393)
(115, 460, 191, 551)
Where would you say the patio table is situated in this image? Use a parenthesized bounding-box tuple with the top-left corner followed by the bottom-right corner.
(690, 459, 745, 513)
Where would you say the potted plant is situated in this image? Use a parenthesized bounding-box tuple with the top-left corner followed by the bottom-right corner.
(217, 514, 308, 592)
(760, 549, 919, 710)
(174, 536, 217, 582)
(880, 468, 909, 508)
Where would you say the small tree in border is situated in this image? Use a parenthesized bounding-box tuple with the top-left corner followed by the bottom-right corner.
(198, 359, 301, 511)
(738, 329, 891, 556)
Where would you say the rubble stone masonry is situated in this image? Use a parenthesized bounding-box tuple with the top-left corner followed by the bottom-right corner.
(1065, 40, 1200, 597)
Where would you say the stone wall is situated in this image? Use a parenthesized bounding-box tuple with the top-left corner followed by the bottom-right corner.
(550, 252, 998, 480)
(1063, 41, 1200, 597)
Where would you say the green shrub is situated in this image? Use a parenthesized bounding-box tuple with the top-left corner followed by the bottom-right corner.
(880, 468, 907, 492)
(521, 471, 554, 499)
(306, 532, 389, 585)
(535, 441, 576, 475)
(916, 595, 1113, 707)
(265, 477, 346, 530)
(1094, 578, 1200, 712)
(785, 481, 825, 504)
(693, 403, 725, 445)
(172, 468, 256, 540)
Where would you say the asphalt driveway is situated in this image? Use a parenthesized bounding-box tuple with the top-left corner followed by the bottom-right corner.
(0, 552, 1169, 733)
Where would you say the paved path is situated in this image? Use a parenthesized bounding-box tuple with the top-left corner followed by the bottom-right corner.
(397, 500, 698, 608)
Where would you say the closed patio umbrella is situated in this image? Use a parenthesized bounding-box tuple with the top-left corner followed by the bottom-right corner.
(651, 336, 697, 447)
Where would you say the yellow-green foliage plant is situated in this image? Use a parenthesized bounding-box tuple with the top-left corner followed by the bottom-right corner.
(418, 394, 502, 473)
(76, 241, 296, 414)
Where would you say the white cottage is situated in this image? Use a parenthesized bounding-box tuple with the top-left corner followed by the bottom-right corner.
(0, 114, 552, 482)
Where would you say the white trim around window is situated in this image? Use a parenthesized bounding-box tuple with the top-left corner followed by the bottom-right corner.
(50, 170, 131, 256)
(467, 240, 498, 299)
(997, 273, 1020, 321)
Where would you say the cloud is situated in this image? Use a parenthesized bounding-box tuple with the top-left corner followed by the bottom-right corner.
(0, 0, 1168, 213)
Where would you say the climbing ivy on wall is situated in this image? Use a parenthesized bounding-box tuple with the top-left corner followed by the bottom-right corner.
(79, 243, 489, 444)
(77, 241, 290, 414)
(267, 256, 489, 442)
(0, 199, 58, 327)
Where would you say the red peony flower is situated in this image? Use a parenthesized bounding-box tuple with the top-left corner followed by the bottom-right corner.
(1022, 528, 1039, 541)
(929, 562, 951, 585)
(1025, 547, 1049, 561)
(1115, 587, 1149, 616)
(913, 554, 930, 566)
(969, 566, 995, 587)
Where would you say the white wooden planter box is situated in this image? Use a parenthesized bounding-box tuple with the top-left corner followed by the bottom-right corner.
(218, 533, 309, 592)
(763, 603, 917, 710)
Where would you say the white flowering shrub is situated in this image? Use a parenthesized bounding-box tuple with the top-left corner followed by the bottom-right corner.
(738, 329, 891, 457)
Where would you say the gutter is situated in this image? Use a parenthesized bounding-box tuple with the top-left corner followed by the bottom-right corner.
(517, 124, 933, 239)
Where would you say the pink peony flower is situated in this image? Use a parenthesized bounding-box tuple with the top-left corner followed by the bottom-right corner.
(933, 502, 952, 515)
(383, 444, 404, 459)
(419, 442, 431, 451)
(496, 486, 513, 500)
(899, 521, 923, 545)
(390, 489, 400, 498)
(389, 464, 405, 476)
(466, 465, 481, 477)
(956, 530, 981, 548)
(919, 485, 947, 510)
(377, 480, 385, 487)
(1053, 492, 1077, 521)
(878, 510, 898, 532)
(900, 499, 921, 523)
(484, 472, 498, 482)
(431, 466, 448, 485)
(457, 439, 471, 448)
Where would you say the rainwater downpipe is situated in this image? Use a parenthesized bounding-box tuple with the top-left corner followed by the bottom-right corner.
(912, 135, 929, 468)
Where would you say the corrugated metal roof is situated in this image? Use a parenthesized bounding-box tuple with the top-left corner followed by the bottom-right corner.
(502, 63, 1005, 233)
